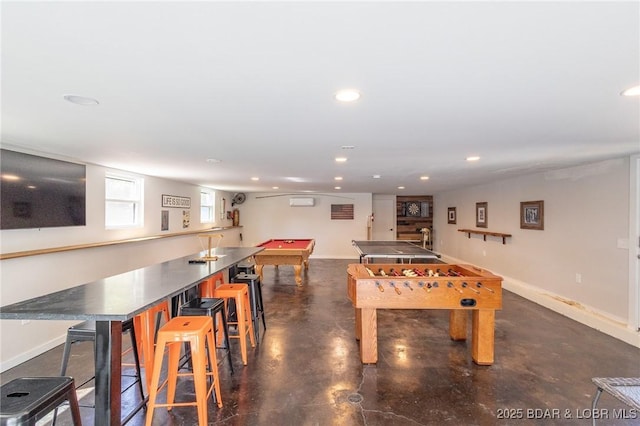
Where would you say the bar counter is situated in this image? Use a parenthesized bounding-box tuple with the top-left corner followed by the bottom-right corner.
(0, 246, 263, 425)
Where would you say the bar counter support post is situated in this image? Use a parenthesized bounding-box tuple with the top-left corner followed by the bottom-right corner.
(95, 320, 123, 426)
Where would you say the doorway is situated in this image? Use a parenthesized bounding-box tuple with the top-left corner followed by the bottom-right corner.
(372, 195, 395, 240)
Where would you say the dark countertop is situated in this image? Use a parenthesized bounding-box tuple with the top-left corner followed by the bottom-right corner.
(0, 246, 262, 321)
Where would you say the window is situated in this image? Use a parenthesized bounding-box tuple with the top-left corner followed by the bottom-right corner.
(201, 190, 215, 223)
(105, 174, 143, 228)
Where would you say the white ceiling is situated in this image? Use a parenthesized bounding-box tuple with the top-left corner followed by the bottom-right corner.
(2, 1, 639, 195)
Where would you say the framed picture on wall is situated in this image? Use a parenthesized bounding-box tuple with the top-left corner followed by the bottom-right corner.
(476, 202, 488, 228)
(161, 210, 169, 231)
(447, 207, 456, 224)
(520, 200, 544, 230)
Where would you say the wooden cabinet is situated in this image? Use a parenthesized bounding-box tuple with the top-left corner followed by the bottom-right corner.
(396, 196, 433, 242)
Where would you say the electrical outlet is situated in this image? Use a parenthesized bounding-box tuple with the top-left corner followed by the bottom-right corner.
(575, 273, 582, 284)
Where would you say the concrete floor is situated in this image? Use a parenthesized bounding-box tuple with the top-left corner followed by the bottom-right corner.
(2, 258, 639, 425)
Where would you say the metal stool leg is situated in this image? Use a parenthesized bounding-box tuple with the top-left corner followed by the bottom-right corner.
(591, 387, 603, 426)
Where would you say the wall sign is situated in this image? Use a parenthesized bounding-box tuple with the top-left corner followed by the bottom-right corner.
(162, 194, 191, 208)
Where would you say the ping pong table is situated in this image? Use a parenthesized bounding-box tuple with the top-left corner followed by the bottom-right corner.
(352, 240, 442, 264)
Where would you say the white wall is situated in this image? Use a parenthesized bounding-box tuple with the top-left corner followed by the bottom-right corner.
(0, 162, 239, 371)
(2, 157, 638, 370)
(234, 192, 372, 258)
(433, 157, 639, 346)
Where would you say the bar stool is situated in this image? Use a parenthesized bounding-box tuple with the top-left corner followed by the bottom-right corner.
(145, 316, 222, 426)
(237, 261, 256, 274)
(133, 300, 171, 391)
(229, 261, 255, 278)
(198, 271, 225, 298)
(212, 284, 256, 365)
(59, 318, 145, 402)
(232, 273, 266, 342)
(179, 297, 234, 373)
(1, 376, 82, 426)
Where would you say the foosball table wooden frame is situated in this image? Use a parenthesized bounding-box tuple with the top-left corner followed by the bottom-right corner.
(347, 263, 503, 365)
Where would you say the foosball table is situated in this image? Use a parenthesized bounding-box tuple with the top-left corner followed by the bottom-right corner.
(347, 263, 503, 365)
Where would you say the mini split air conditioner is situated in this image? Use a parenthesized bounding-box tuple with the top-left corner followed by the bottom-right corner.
(289, 197, 315, 207)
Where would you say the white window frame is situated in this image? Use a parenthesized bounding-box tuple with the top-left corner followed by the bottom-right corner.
(200, 189, 215, 224)
(105, 173, 144, 229)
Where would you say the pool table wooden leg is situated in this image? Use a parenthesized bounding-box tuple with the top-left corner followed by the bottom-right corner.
(293, 264, 303, 286)
(255, 265, 264, 283)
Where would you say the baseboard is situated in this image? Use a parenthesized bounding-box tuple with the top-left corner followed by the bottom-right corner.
(439, 254, 640, 348)
(0, 334, 66, 373)
(502, 276, 640, 348)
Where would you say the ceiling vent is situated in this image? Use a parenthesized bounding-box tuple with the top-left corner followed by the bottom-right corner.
(289, 197, 315, 207)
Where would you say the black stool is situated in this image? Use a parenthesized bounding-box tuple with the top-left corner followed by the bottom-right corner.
(179, 297, 234, 373)
(171, 286, 200, 317)
(0, 376, 82, 425)
(232, 273, 266, 342)
(229, 261, 256, 278)
(59, 318, 145, 403)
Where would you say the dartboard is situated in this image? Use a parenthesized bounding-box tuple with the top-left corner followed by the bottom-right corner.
(406, 202, 421, 217)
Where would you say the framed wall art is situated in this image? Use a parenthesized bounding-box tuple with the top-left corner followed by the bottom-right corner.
(447, 207, 456, 224)
(520, 200, 544, 230)
(161, 210, 169, 231)
(331, 204, 354, 220)
(476, 202, 487, 228)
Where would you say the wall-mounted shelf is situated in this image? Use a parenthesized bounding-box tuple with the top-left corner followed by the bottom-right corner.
(458, 229, 512, 244)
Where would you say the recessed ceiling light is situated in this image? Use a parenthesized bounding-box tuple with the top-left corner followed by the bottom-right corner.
(466, 156, 480, 162)
(334, 186, 341, 190)
(335, 157, 347, 163)
(398, 186, 405, 190)
(420, 176, 430, 180)
(205, 158, 221, 163)
(621, 85, 640, 96)
(372, 174, 381, 179)
(334, 176, 343, 181)
(335, 89, 361, 102)
(251, 177, 259, 181)
(63, 94, 99, 106)
(272, 186, 279, 189)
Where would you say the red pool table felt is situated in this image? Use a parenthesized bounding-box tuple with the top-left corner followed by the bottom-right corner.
(257, 239, 314, 250)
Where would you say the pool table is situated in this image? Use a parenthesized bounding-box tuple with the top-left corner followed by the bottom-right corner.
(253, 239, 315, 285)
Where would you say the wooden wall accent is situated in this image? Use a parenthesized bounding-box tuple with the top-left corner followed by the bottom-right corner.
(396, 195, 433, 241)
